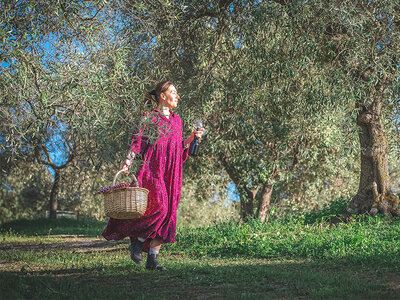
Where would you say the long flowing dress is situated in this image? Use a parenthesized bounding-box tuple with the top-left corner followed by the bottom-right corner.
(102, 110, 189, 251)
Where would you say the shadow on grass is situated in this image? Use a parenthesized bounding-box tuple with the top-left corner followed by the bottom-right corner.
(1, 257, 399, 299)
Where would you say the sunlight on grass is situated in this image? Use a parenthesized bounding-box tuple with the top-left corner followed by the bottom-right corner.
(1, 217, 400, 299)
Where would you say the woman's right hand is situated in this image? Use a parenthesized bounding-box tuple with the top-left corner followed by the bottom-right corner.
(123, 151, 135, 174)
(194, 128, 205, 139)
(122, 163, 129, 174)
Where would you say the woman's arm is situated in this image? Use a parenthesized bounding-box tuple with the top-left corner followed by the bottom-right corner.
(184, 129, 205, 148)
(122, 124, 146, 173)
(122, 150, 136, 173)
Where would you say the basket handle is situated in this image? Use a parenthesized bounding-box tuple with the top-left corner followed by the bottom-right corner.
(113, 169, 139, 187)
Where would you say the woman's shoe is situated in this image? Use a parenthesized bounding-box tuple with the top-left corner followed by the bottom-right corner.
(128, 239, 143, 265)
(146, 254, 167, 271)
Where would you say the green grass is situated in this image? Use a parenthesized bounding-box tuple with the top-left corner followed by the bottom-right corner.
(0, 218, 106, 236)
(169, 216, 400, 269)
(1, 216, 400, 299)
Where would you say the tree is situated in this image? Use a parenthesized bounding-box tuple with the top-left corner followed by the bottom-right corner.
(269, 0, 400, 217)
(112, 0, 361, 221)
(4, 0, 398, 222)
(0, 0, 150, 218)
(0, 157, 52, 222)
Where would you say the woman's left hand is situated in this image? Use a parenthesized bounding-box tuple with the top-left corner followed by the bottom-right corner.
(185, 128, 206, 148)
(193, 128, 205, 140)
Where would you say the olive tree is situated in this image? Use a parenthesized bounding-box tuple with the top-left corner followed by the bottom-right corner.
(0, 0, 149, 218)
(113, 0, 360, 221)
(270, 0, 400, 217)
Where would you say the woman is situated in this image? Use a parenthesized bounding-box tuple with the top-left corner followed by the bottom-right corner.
(102, 81, 203, 271)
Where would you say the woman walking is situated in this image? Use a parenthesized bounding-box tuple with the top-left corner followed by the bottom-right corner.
(102, 81, 203, 271)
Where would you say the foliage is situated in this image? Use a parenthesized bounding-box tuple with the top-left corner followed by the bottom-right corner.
(0, 162, 52, 223)
(56, 162, 113, 220)
(178, 179, 239, 227)
(2, 0, 400, 221)
(113, 0, 363, 217)
(300, 197, 351, 224)
(2, 215, 400, 268)
(0, 1, 159, 216)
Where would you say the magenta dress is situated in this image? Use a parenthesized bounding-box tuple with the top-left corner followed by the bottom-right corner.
(102, 110, 189, 252)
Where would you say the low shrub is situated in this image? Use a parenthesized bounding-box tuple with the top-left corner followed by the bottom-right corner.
(300, 197, 350, 224)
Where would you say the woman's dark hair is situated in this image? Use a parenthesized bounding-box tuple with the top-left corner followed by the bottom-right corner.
(144, 80, 174, 107)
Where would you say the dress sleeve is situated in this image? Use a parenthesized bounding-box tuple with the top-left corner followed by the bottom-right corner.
(130, 132, 142, 154)
(176, 114, 190, 162)
(182, 141, 189, 162)
(129, 119, 149, 157)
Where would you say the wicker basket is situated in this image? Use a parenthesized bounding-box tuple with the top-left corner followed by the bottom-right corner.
(103, 170, 149, 219)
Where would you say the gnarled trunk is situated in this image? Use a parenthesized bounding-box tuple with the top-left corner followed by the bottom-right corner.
(258, 184, 273, 223)
(220, 153, 256, 220)
(49, 170, 61, 219)
(219, 154, 275, 221)
(240, 198, 253, 220)
(240, 187, 258, 221)
(346, 98, 399, 217)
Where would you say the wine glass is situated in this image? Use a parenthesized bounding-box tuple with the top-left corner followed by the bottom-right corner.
(193, 119, 207, 138)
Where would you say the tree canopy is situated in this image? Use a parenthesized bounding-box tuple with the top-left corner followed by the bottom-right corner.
(1, 0, 400, 222)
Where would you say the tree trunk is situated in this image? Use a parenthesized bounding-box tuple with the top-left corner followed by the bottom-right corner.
(240, 198, 253, 221)
(219, 153, 258, 221)
(49, 170, 61, 219)
(240, 187, 258, 221)
(346, 98, 399, 217)
(258, 184, 273, 222)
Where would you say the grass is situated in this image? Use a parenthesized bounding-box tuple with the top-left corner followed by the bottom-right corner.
(0, 218, 105, 236)
(170, 216, 400, 268)
(1, 215, 400, 299)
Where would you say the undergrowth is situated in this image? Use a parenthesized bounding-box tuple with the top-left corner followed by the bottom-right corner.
(166, 215, 400, 269)
(2, 198, 400, 271)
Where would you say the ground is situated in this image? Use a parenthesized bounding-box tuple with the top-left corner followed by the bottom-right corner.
(1, 234, 400, 299)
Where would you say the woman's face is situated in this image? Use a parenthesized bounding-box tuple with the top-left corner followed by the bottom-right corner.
(160, 85, 179, 109)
